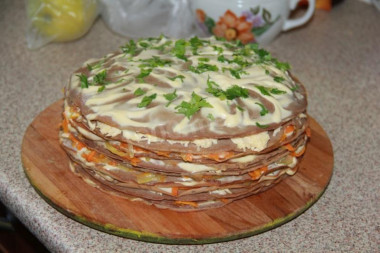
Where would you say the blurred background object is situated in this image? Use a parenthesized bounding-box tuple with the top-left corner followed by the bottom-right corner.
(99, 0, 193, 39)
(26, 0, 99, 49)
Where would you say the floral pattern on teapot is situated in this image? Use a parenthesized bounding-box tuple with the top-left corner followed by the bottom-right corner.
(196, 7, 279, 44)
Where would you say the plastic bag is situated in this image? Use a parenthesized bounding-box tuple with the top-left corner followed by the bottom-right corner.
(99, 0, 194, 39)
(26, 0, 99, 49)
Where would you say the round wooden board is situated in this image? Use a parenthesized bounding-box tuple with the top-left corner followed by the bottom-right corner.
(21, 100, 333, 244)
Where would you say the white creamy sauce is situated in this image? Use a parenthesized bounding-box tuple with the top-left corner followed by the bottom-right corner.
(210, 189, 232, 195)
(231, 131, 270, 151)
(230, 154, 257, 163)
(177, 162, 216, 173)
(70, 36, 304, 146)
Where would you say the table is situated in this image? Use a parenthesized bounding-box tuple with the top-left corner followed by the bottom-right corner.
(1, 0, 379, 251)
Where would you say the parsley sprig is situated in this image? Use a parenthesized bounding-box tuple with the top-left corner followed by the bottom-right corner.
(189, 63, 219, 74)
(255, 102, 269, 116)
(175, 92, 213, 119)
(256, 85, 287, 96)
(163, 89, 178, 107)
(138, 93, 157, 108)
(206, 77, 249, 101)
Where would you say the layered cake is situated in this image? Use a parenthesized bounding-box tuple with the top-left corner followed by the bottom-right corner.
(59, 36, 310, 211)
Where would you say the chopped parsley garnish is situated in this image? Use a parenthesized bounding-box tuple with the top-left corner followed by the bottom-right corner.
(87, 59, 105, 71)
(175, 92, 213, 119)
(77, 74, 89, 88)
(255, 102, 269, 116)
(237, 105, 245, 112)
(138, 93, 157, 108)
(153, 40, 173, 51)
(121, 40, 137, 55)
(172, 39, 188, 61)
(139, 56, 172, 68)
(256, 122, 269, 128)
(167, 75, 185, 82)
(290, 85, 300, 91)
(163, 89, 177, 107)
(136, 68, 152, 82)
(225, 85, 249, 100)
(138, 41, 151, 49)
(212, 45, 224, 54)
(256, 86, 286, 96)
(222, 67, 248, 79)
(206, 77, 226, 100)
(270, 88, 287, 94)
(207, 113, 215, 121)
(275, 61, 291, 71)
(134, 88, 146, 96)
(92, 70, 107, 85)
(274, 76, 285, 83)
(189, 63, 219, 74)
(198, 57, 210, 62)
(223, 42, 235, 49)
(189, 36, 209, 55)
(97, 85, 105, 92)
(217, 55, 228, 63)
(206, 77, 249, 101)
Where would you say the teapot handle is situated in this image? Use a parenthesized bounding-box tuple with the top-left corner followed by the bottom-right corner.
(283, 0, 315, 31)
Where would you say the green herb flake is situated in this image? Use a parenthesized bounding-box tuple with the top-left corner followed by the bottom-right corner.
(275, 61, 291, 71)
(290, 85, 300, 91)
(256, 85, 271, 96)
(138, 41, 150, 49)
(163, 89, 177, 107)
(270, 88, 287, 95)
(93, 70, 107, 85)
(255, 102, 269, 116)
(172, 39, 188, 61)
(167, 75, 185, 82)
(97, 85, 105, 93)
(198, 57, 210, 62)
(77, 74, 89, 88)
(274, 76, 285, 83)
(222, 67, 248, 79)
(256, 122, 269, 128)
(225, 85, 249, 100)
(206, 76, 226, 100)
(136, 68, 152, 82)
(138, 93, 157, 108)
(189, 36, 209, 55)
(212, 45, 224, 54)
(134, 88, 146, 96)
(189, 63, 219, 74)
(237, 105, 245, 112)
(207, 113, 215, 121)
(153, 40, 173, 51)
(121, 40, 137, 55)
(175, 92, 213, 119)
(217, 55, 228, 63)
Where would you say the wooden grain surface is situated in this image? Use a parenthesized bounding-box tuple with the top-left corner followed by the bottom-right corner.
(21, 100, 334, 244)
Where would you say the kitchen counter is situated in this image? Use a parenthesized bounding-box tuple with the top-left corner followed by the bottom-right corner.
(1, 0, 379, 252)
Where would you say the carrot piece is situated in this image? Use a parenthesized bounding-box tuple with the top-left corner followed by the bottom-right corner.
(284, 125, 295, 135)
(156, 151, 171, 157)
(120, 142, 128, 148)
(171, 187, 178, 197)
(108, 160, 117, 166)
(249, 166, 268, 180)
(280, 134, 287, 142)
(134, 146, 148, 152)
(130, 157, 140, 166)
(220, 198, 230, 204)
(76, 142, 85, 150)
(284, 144, 295, 152)
(182, 153, 193, 162)
(291, 146, 306, 157)
(175, 201, 198, 207)
(62, 118, 69, 133)
(306, 127, 311, 137)
(86, 151, 97, 162)
(204, 151, 234, 162)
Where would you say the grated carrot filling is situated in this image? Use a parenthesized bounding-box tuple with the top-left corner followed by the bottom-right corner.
(284, 125, 295, 134)
(175, 201, 198, 207)
(284, 144, 295, 152)
(291, 146, 306, 157)
(306, 127, 311, 137)
(249, 166, 268, 180)
(171, 187, 178, 197)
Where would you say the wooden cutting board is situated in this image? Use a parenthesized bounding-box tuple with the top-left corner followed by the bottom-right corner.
(21, 100, 333, 244)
